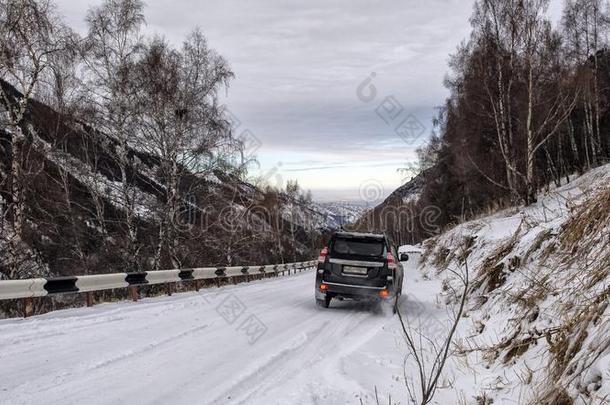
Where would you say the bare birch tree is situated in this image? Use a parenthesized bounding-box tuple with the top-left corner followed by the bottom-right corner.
(133, 32, 234, 269)
(0, 0, 69, 277)
(82, 0, 145, 270)
(522, 1, 579, 203)
(472, 0, 524, 201)
(562, 0, 610, 168)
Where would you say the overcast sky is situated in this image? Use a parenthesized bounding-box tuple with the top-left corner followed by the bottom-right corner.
(54, 0, 564, 203)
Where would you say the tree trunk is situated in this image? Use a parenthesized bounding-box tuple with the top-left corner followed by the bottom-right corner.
(495, 66, 518, 201)
(118, 134, 139, 271)
(567, 118, 581, 174)
(544, 146, 560, 188)
(154, 216, 166, 270)
(585, 99, 597, 167)
(526, 64, 536, 204)
(7, 125, 27, 279)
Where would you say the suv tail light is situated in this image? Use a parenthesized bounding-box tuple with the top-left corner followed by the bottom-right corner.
(387, 252, 396, 269)
(318, 247, 329, 263)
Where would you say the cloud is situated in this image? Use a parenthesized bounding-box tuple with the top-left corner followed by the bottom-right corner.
(53, 0, 480, 198)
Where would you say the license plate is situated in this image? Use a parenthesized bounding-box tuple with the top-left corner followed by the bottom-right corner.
(343, 266, 368, 275)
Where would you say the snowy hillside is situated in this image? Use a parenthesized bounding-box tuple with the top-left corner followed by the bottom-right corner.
(0, 79, 324, 287)
(413, 163, 610, 403)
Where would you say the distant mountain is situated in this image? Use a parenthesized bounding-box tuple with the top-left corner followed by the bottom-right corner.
(312, 201, 370, 229)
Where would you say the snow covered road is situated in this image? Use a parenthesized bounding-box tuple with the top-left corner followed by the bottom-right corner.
(0, 257, 429, 405)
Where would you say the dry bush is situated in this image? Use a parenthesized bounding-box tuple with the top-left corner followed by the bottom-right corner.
(473, 238, 518, 293)
(472, 220, 524, 293)
(560, 187, 610, 252)
(548, 287, 610, 377)
(538, 388, 573, 405)
(522, 229, 553, 263)
(458, 235, 477, 264)
(432, 246, 453, 270)
(420, 238, 437, 264)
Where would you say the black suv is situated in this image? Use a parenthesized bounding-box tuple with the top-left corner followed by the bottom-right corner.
(315, 232, 407, 311)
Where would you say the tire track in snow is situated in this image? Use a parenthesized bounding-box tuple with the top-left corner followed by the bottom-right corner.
(208, 322, 328, 404)
(6, 322, 210, 400)
(85, 323, 210, 371)
(223, 304, 391, 404)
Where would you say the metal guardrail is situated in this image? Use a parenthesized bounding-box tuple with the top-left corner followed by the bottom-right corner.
(0, 260, 316, 317)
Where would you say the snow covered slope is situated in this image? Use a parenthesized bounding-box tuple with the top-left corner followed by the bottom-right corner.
(417, 163, 610, 404)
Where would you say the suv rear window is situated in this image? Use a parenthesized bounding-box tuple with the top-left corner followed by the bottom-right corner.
(331, 237, 385, 257)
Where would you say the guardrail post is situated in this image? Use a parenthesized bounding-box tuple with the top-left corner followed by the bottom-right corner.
(129, 286, 139, 302)
(166, 283, 173, 296)
(22, 297, 34, 318)
(194, 279, 200, 292)
(215, 277, 220, 288)
(85, 292, 93, 307)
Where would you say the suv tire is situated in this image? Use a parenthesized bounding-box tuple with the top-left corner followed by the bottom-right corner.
(316, 295, 331, 308)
